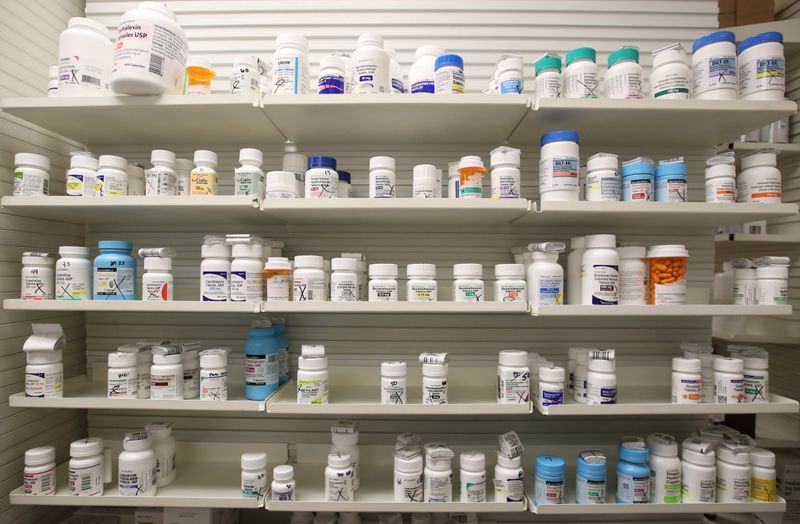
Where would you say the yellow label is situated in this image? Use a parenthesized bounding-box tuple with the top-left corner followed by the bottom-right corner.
(751, 476, 777, 502)
(190, 171, 217, 195)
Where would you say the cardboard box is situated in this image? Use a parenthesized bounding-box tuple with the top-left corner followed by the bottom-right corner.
(135, 508, 164, 524)
(719, 0, 736, 13)
(719, 13, 736, 27)
(162, 508, 238, 524)
(736, 0, 774, 25)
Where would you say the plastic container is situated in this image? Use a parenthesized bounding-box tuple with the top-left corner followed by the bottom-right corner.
(21, 252, 54, 300)
(233, 148, 264, 197)
(453, 263, 484, 302)
(96, 155, 128, 197)
(118, 431, 157, 496)
(424, 445, 453, 502)
(325, 451, 354, 502)
(434, 54, 465, 94)
(200, 349, 228, 401)
(68, 438, 106, 496)
(564, 47, 599, 99)
(126, 164, 145, 196)
(409, 45, 445, 94)
(650, 43, 690, 99)
(457, 156, 486, 199)
(734, 266, 757, 305)
(185, 58, 215, 95)
(606, 47, 644, 99)
(381, 361, 407, 405)
(297, 355, 329, 404)
(621, 157, 654, 202)
(231, 55, 260, 96)
(190, 150, 218, 196)
(672, 357, 702, 404)
(567, 237, 586, 305)
(201, 235, 230, 302)
(539, 365, 565, 407)
(369, 156, 396, 198)
(386, 47, 404, 93)
(497, 350, 530, 405)
(528, 251, 564, 306)
(146, 422, 176, 487)
(150, 349, 183, 399)
(181, 348, 200, 399)
(407, 263, 438, 302)
(494, 263, 526, 303)
(705, 153, 737, 203)
(352, 34, 390, 94)
(244, 322, 280, 400)
(66, 153, 98, 196)
(293, 255, 326, 302)
(691, 31, 737, 100)
(743, 353, 769, 403)
(586, 153, 620, 202)
(272, 464, 296, 501)
(108, 351, 138, 398)
(111, 2, 188, 95)
(394, 447, 424, 502)
(586, 358, 616, 405)
(368, 263, 399, 302)
(489, 146, 522, 199)
(25, 349, 63, 398)
(539, 131, 580, 201)
(94, 241, 136, 300)
(175, 158, 193, 196)
(48, 65, 59, 96)
(331, 423, 360, 491)
(535, 455, 566, 505)
(330, 257, 359, 302)
(534, 55, 562, 99)
(716, 441, 750, 502)
(460, 452, 487, 502)
(24, 446, 57, 495)
(142, 257, 173, 301)
(581, 234, 619, 306)
(681, 437, 716, 502)
(738, 32, 785, 100)
(647, 244, 688, 305)
(757, 263, 789, 306)
(738, 150, 781, 203)
(265, 171, 298, 199)
(319, 54, 347, 94)
(337, 171, 351, 198)
(647, 433, 681, 503)
(616, 440, 650, 503)
(494, 452, 524, 503)
(58, 18, 112, 96)
(496, 55, 524, 94)
(230, 241, 264, 303)
(617, 246, 647, 305)
(412, 164, 438, 199)
(145, 149, 177, 196)
(13, 153, 50, 197)
(576, 451, 607, 504)
(422, 363, 448, 405)
(241, 452, 268, 498)
(714, 356, 745, 404)
(271, 33, 310, 95)
(55, 246, 92, 301)
(264, 257, 292, 302)
(305, 156, 338, 199)
(751, 448, 777, 501)
(655, 158, 688, 203)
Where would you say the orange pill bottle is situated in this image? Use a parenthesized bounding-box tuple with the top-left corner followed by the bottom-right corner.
(185, 59, 216, 95)
(647, 244, 688, 305)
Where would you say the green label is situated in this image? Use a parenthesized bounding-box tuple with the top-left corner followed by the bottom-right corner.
(655, 87, 689, 98)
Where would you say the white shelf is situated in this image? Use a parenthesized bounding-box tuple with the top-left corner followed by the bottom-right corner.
(0, 94, 283, 146)
(713, 316, 800, 345)
(510, 98, 797, 148)
(715, 233, 800, 257)
(262, 301, 529, 314)
(721, 142, 800, 158)
(2, 299, 259, 313)
(535, 389, 798, 416)
(534, 304, 793, 317)
(529, 499, 786, 515)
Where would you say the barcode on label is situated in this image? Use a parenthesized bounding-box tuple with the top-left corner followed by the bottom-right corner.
(590, 349, 614, 360)
(81, 475, 92, 491)
(81, 75, 100, 86)
(148, 54, 164, 77)
(40, 475, 51, 492)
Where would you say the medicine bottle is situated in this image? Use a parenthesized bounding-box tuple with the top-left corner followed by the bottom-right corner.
(581, 234, 619, 306)
(110, 2, 187, 95)
(127, 164, 145, 196)
(734, 266, 757, 305)
(490, 146, 522, 199)
(325, 451, 354, 502)
(646, 433, 681, 504)
(201, 235, 230, 302)
(305, 156, 339, 199)
(146, 422, 177, 487)
(751, 448, 777, 501)
(272, 464, 296, 501)
(434, 54, 465, 95)
(337, 171, 352, 198)
(683, 344, 715, 403)
(394, 447, 424, 502)
(117, 344, 151, 399)
(66, 153, 98, 196)
(617, 246, 647, 305)
(294, 255, 326, 301)
(234, 148, 265, 197)
(672, 357, 702, 404)
(271, 33, 310, 95)
(738, 149, 782, 204)
(424, 444, 454, 502)
(97, 155, 128, 197)
(182, 348, 200, 399)
(714, 356, 744, 404)
(564, 47, 599, 98)
(264, 257, 292, 302)
(681, 437, 716, 502)
(369, 156, 396, 198)
(190, 150, 218, 196)
(144, 149, 177, 196)
(386, 47, 405, 93)
(539, 130, 580, 201)
(457, 156, 487, 199)
(447, 161, 460, 198)
(705, 154, 737, 203)
(141, 257, 173, 301)
(495, 452, 524, 502)
(586, 153, 620, 202)
(738, 32, 785, 101)
(68, 437, 106, 496)
(58, 17, 112, 96)
(185, 58, 215, 95)
(422, 363, 448, 404)
(244, 321, 280, 400)
(175, 158, 193, 196)
(606, 47, 644, 99)
(94, 241, 136, 300)
(108, 351, 138, 399)
(616, 439, 650, 503)
(369, 263, 399, 302)
(353, 33, 390, 94)
(409, 45, 445, 94)
(528, 251, 564, 306)
(650, 43, 690, 99)
(621, 157, 654, 202)
(497, 350, 530, 404)
(407, 263, 438, 302)
(534, 55, 562, 99)
(150, 349, 183, 400)
(318, 54, 346, 94)
(230, 241, 264, 303)
(566, 237, 586, 305)
(330, 257, 359, 302)
(13, 153, 51, 197)
(200, 349, 228, 401)
(241, 452, 268, 498)
(647, 244, 689, 305)
(539, 365, 565, 408)
(535, 455, 566, 505)
(655, 158, 688, 203)
(413, 164, 439, 198)
(265, 171, 298, 199)
(586, 358, 616, 405)
(743, 353, 769, 403)
(21, 252, 54, 301)
(297, 355, 329, 404)
(692, 31, 737, 100)
(231, 55, 260, 96)
(26, 349, 63, 398)
(576, 450, 607, 504)
(715, 441, 750, 503)
(118, 431, 157, 496)
(453, 263, 484, 302)
(331, 422, 361, 490)
(24, 446, 57, 495)
(381, 361, 407, 405)
(460, 452, 487, 502)
(496, 55, 524, 94)
(494, 264, 526, 303)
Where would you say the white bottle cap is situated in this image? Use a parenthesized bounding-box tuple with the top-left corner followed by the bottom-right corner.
(152, 352, 181, 365)
(756, 265, 788, 279)
(27, 350, 63, 364)
(381, 361, 407, 377)
(264, 257, 291, 271)
(187, 57, 213, 70)
(15, 153, 51, 171)
(415, 45, 446, 60)
(495, 263, 524, 279)
(144, 257, 172, 271)
(460, 451, 485, 471)
(276, 33, 309, 50)
(717, 441, 751, 465)
(743, 355, 769, 370)
(496, 452, 522, 468)
(320, 54, 347, 71)
(742, 151, 777, 170)
(584, 234, 616, 249)
(332, 257, 359, 272)
(358, 33, 384, 48)
(265, 171, 298, 195)
(200, 350, 227, 368)
(98, 155, 127, 170)
(369, 263, 398, 278)
(647, 244, 689, 258)
(70, 154, 98, 171)
(328, 451, 353, 468)
(182, 348, 199, 364)
(273, 464, 294, 481)
(123, 431, 152, 451)
(413, 163, 437, 180)
(422, 362, 448, 377)
(239, 148, 263, 165)
(652, 43, 686, 69)
(453, 263, 483, 278)
(70, 437, 104, 458)
(750, 447, 776, 468)
(448, 161, 459, 179)
(539, 365, 565, 382)
(496, 54, 524, 73)
(241, 451, 268, 470)
(394, 449, 424, 472)
(232, 242, 263, 259)
(294, 255, 324, 269)
(705, 163, 736, 180)
(25, 446, 56, 466)
(283, 152, 307, 174)
(146, 421, 174, 438)
(201, 241, 230, 259)
(587, 153, 619, 171)
(646, 433, 678, 458)
(127, 164, 144, 178)
(714, 356, 744, 373)
(108, 351, 138, 368)
(407, 263, 436, 278)
(151, 149, 176, 166)
(59, 246, 90, 256)
(570, 236, 586, 249)
(617, 246, 646, 259)
(490, 146, 521, 168)
(298, 355, 327, 371)
(193, 150, 218, 166)
(588, 358, 615, 372)
(370, 156, 396, 171)
(458, 156, 484, 170)
(672, 357, 701, 373)
(499, 350, 528, 367)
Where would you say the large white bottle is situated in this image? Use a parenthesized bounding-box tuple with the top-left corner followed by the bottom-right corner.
(409, 46, 445, 94)
(352, 34, 391, 94)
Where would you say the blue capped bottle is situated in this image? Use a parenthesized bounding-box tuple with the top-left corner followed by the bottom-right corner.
(616, 437, 651, 503)
(93, 240, 136, 300)
(244, 319, 281, 400)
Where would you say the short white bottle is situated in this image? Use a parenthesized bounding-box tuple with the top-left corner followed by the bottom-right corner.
(681, 438, 716, 503)
(715, 441, 750, 503)
(26, 349, 64, 398)
(55, 246, 92, 300)
(409, 45, 445, 94)
(751, 448, 777, 502)
(756, 264, 789, 306)
(68, 437, 106, 496)
(352, 34, 390, 94)
(737, 150, 782, 204)
(497, 350, 530, 405)
(424, 447, 453, 502)
(145, 149, 177, 196)
(200, 236, 230, 302)
(539, 365, 565, 408)
(241, 452, 268, 498)
(528, 251, 564, 306)
(146, 422, 177, 487)
(617, 246, 647, 305)
(297, 355, 329, 404)
(734, 267, 757, 305)
(230, 242, 264, 303)
(142, 257, 173, 301)
(200, 349, 228, 401)
(566, 237, 586, 305)
(369, 156, 396, 198)
(453, 263, 484, 302)
(646, 433, 682, 504)
(150, 351, 183, 400)
(331, 257, 360, 302)
(97, 155, 128, 196)
(494, 452, 524, 503)
(671, 357, 702, 404)
(234, 148, 265, 197)
(406, 263, 438, 302)
(381, 361, 407, 405)
(494, 264, 527, 304)
(714, 356, 744, 404)
(175, 158, 193, 196)
(293, 255, 326, 302)
(650, 43, 690, 99)
(126, 164, 144, 196)
(118, 431, 157, 497)
(743, 353, 769, 403)
(412, 164, 439, 198)
(108, 351, 138, 399)
(586, 153, 620, 202)
(66, 154, 98, 196)
(422, 362, 448, 404)
(24, 446, 57, 495)
(394, 448, 424, 502)
(585, 358, 616, 405)
(190, 150, 219, 196)
(581, 234, 619, 306)
(272, 465, 296, 501)
(325, 451, 354, 502)
(489, 146, 522, 199)
(369, 263, 399, 302)
(181, 349, 200, 399)
(460, 452, 487, 502)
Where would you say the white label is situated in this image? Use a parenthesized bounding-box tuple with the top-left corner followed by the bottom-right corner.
(26, 370, 63, 397)
(13, 169, 48, 196)
(672, 374, 702, 403)
(59, 55, 108, 93)
(739, 55, 784, 97)
(331, 277, 358, 302)
(576, 476, 606, 504)
(453, 283, 484, 302)
(230, 67, 260, 95)
(497, 283, 525, 302)
(68, 462, 103, 496)
(293, 276, 325, 301)
(306, 171, 338, 198)
(118, 465, 156, 496)
(739, 174, 781, 203)
(155, 449, 176, 482)
(234, 167, 264, 196)
(498, 369, 530, 403)
(564, 70, 599, 98)
(100, 172, 128, 196)
(143, 278, 171, 301)
(381, 377, 406, 405)
(370, 173, 396, 198)
(266, 274, 291, 301)
(717, 474, 750, 502)
(706, 178, 736, 202)
(425, 473, 452, 502)
(272, 485, 295, 501)
(297, 377, 329, 404)
(653, 280, 686, 305)
(464, 473, 487, 502)
(586, 173, 620, 201)
(434, 66, 464, 95)
(588, 264, 619, 305)
(586, 381, 616, 404)
(230, 271, 263, 302)
(176, 174, 190, 196)
(24, 468, 56, 495)
(693, 55, 737, 96)
(495, 474, 524, 502)
(624, 177, 652, 201)
(757, 280, 788, 305)
(535, 476, 564, 504)
(95, 267, 135, 298)
(682, 477, 715, 502)
(113, 18, 188, 94)
(491, 171, 521, 198)
(744, 372, 768, 403)
(144, 169, 176, 196)
(408, 283, 437, 302)
(606, 70, 643, 99)
(617, 473, 649, 503)
(534, 275, 563, 306)
(150, 372, 181, 399)
(242, 474, 267, 498)
(652, 72, 690, 98)
(200, 370, 228, 400)
(66, 170, 96, 196)
(272, 55, 309, 95)
(715, 374, 744, 404)
(326, 470, 354, 501)
(652, 467, 682, 503)
(423, 378, 448, 404)
(56, 263, 90, 301)
(619, 267, 647, 305)
(108, 370, 138, 398)
(246, 354, 279, 387)
(656, 178, 687, 202)
(540, 384, 565, 406)
(22, 270, 54, 300)
(539, 156, 578, 193)
(369, 283, 398, 302)
(535, 72, 561, 98)
(733, 280, 756, 305)
(201, 271, 228, 302)
(396, 473, 424, 502)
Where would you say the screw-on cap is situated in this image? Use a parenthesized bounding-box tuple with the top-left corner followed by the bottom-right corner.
(566, 47, 597, 66)
(123, 431, 152, 451)
(608, 47, 640, 67)
(453, 263, 482, 278)
(621, 157, 655, 177)
(98, 155, 127, 170)
(539, 365, 565, 382)
(231, 242, 262, 259)
(25, 446, 56, 466)
(370, 156, 396, 171)
(294, 255, 324, 269)
(646, 433, 678, 458)
(490, 146, 521, 168)
(200, 349, 227, 368)
(750, 447, 776, 468)
(458, 156, 484, 171)
(692, 30, 736, 54)
(273, 464, 294, 481)
(495, 263, 524, 279)
(647, 244, 689, 258)
(618, 440, 649, 464)
(617, 246, 646, 260)
(705, 162, 736, 180)
(337, 171, 351, 184)
(743, 354, 769, 371)
(717, 441, 751, 465)
(151, 149, 176, 166)
(422, 362, 448, 377)
(742, 150, 778, 170)
(413, 164, 437, 182)
(587, 153, 618, 172)
(265, 171, 298, 195)
(540, 130, 579, 146)
(588, 358, 615, 373)
(144, 256, 172, 271)
(298, 355, 327, 371)
(264, 257, 292, 270)
(496, 54, 524, 74)
(394, 448, 424, 472)
(435, 54, 464, 70)
(328, 451, 353, 468)
(570, 237, 586, 250)
(369, 263, 398, 278)
(70, 437, 103, 458)
(381, 361, 407, 377)
(108, 351, 138, 368)
(331, 257, 359, 272)
(497, 451, 522, 468)
(656, 160, 687, 178)
(682, 438, 716, 465)
(320, 54, 346, 72)
(152, 352, 182, 365)
(499, 350, 529, 367)
(70, 154, 98, 171)
(276, 33, 309, 50)
(357, 33, 384, 48)
(15, 153, 51, 171)
(738, 31, 784, 55)
(59, 246, 90, 257)
(239, 148, 263, 165)
(233, 55, 258, 68)
(415, 45, 446, 60)
(536, 455, 566, 478)
(67, 17, 110, 38)
(145, 422, 174, 439)
(27, 350, 63, 364)
(407, 263, 436, 278)
(714, 356, 744, 373)
(241, 451, 267, 470)
(673, 357, 701, 373)
(652, 43, 686, 70)
(175, 158, 193, 172)
(182, 349, 199, 364)
(460, 451, 485, 471)
(535, 55, 562, 74)
(193, 150, 218, 166)
(307, 156, 337, 170)
(585, 234, 616, 249)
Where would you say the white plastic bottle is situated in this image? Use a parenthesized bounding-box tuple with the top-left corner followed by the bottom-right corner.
(714, 356, 744, 404)
(68, 438, 106, 496)
(409, 45, 445, 95)
(586, 153, 620, 201)
(111, 2, 188, 95)
(293, 255, 326, 302)
(381, 361, 407, 405)
(48, 65, 59, 96)
(352, 34, 390, 94)
(494, 264, 526, 304)
(422, 363, 448, 405)
(331, 423, 361, 491)
(564, 47, 599, 98)
(241, 452, 268, 498)
(271, 33, 310, 95)
(264, 257, 292, 302)
(539, 130, 580, 201)
(490, 146, 522, 199)
(581, 234, 619, 306)
(566, 237, 586, 305)
(13, 153, 51, 197)
(734, 266, 757, 305)
(296, 354, 329, 404)
(55, 246, 92, 301)
(265, 171, 298, 199)
(407, 263, 437, 302)
(325, 452, 354, 502)
(743, 353, 769, 403)
(738, 32, 785, 101)
(605, 47, 644, 99)
(26, 350, 63, 398)
(528, 251, 564, 306)
(200, 349, 228, 401)
(66, 154, 98, 196)
(738, 150, 781, 204)
(539, 365, 565, 408)
(141, 257, 173, 301)
(231, 55, 260, 96)
(751, 448, 777, 501)
(412, 164, 439, 198)
(127, 164, 145, 196)
(424, 445, 454, 502)
(271, 465, 296, 501)
(146, 422, 177, 487)
(617, 246, 647, 305)
(394, 447, 424, 502)
(234, 148, 265, 197)
(190, 150, 218, 196)
(201, 235, 231, 302)
(230, 241, 264, 303)
(460, 452, 487, 502)
(650, 43, 690, 99)
(58, 18, 112, 96)
(108, 351, 138, 399)
(756, 261, 789, 306)
(495, 452, 524, 502)
(497, 350, 530, 404)
(671, 357, 702, 404)
(369, 263, 399, 302)
(305, 156, 338, 199)
(97, 155, 128, 197)
(496, 55, 524, 94)
(144, 149, 177, 197)
(175, 158, 192, 196)
(716, 441, 750, 503)
(369, 156, 396, 198)
(24, 446, 57, 495)
(150, 350, 183, 400)
(534, 55, 562, 98)
(646, 433, 682, 504)
(331, 257, 360, 302)
(453, 263, 484, 302)
(586, 358, 617, 405)
(434, 54, 465, 94)
(681, 437, 716, 503)
(319, 54, 347, 95)
(118, 431, 157, 496)
(21, 252, 54, 301)
(691, 31, 737, 100)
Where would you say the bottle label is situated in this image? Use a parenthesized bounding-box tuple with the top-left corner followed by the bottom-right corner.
(739, 55, 784, 97)
(652, 73, 690, 98)
(319, 74, 345, 94)
(100, 172, 128, 196)
(113, 18, 188, 94)
(382, 379, 406, 405)
(24, 469, 56, 495)
(423, 379, 448, 404)
(576, 476, 606, 504)
(25, 370, 63, 398)
(705, 178, 736, 202)
(434, 67, 465, 94)
(230, 68, 260, 95)
(155, 450, 176, 480)
(752, 476, 777, 501)
(370, 173, 396, 198)
(144, 278, 171, 301)
(56, 264, 90, 300)
(498, 370, 530, 403)
(693, 55, 737, 95)
(564, 70, 599, 98)
(68, 462, 103, 496)
(744, 372, 768, 402)
(606, 70, 643, 99)
(495, 475, 524, 502)
(392, 77, 405, 94)
(272, 56, 308, 95)
(624, 177, 652, 201)
(144, 169, 177, 196)
(539, 156, 578, 193)
(408, 283, 437, 302)
(22, 271, 53, 300)
(397, 474, 424, 502)
(234, 167, 264, 196)
(230, 271, 263, 302)
(717, 474, 750, 502)
(272, 486, 295, 501)
(656, 178, 687, 202)
(411, 79, 434, 94)
(293, 276, 325, 301)
(653, 279, 686, 305)
(150, 373, 180, 399)
(586, 173, 621, 201)
(200, 370, 228, 400)
(500, 78, 523, 94)
(465, 475, 487, 502)
(176, 174, 190, 196)
(95, 267, 135, 298)
(739, 174, 781, 203)
(672, 375, 701, 403)
(332, 278, 358, 302)
(540, 387, 564, 406)
(66, 171, 96, 196)
(246, 354, 267, 386)
(535, 276, 563, 306)
(267, 274, 291, 301)
(118, 466, 155, 496)
(242, 475, 267, 498)
(201, 271, 228, 301)
(108, 371, 138, 398)
(757, 280, 788, 305)
(190, 168, 217, 195)
(369, 284, 398, 302)
(326, 470, 353, 501)
(306, 171, 338, 198)
(661, 468, 682, 503)
(618, 473, 649, 503)
(491, 172, 520, 199)
(425, 473, 452, 502)
(297, 378, 329, 404)
(13, 170, 48, 197)
(535, 73, 561, 98)
(589, 264, 619, 305)
(535, 477, 564, 504)
(682, 477, 715, 502)
(58, 54, 108, 93)
(454, 283, 483, 302)
(619, 268, 647, 304)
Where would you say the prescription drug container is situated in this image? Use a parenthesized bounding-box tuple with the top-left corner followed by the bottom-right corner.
(297, 355, 328, 404)
(691, 31, 737, 100)
(539, 131, 579, 201)
(705, 153, 737, 203)
(272, 465, 296, 501)
(56, 246, 91, 301)
(586, 153, 620, 201)
(756, 262, 789, 306)
(66, 153, 98, 196)
(621, 157, 654, 202)
(293, 255, 325, 302)
(369, 156, 396, 198)
(453, 263, 484, 302)
(271, 33, 310, 95)
(714, 356, 744, 404)
(564, 47, 599, 98)
(672, 357, 702, 404)
(94, 241, 136, 300)
(381, 361, 407, 405)
(616, 439, 650, 503)
(47, 65, 59, 96)
(409, 45, 445, 94)
(318, 54, 347, 94)
(305, 156, 339, 199)
(369, 263, 399, 302)
(647, 244, 688, 305)
(494, 264, 526, 303)
(146, 149, 177, 196)
(185, 59, 215, 94)
(715, 441, 750, 502)
(586, 358, 616, 404)
(26, 349, 63, 398)
(457, 156, 486, 198)
(646, 433, 681, 504)
(118, 431, 157, 496)
(581, 234, 619, 306)
(528, 251, 564, 306)
(353, 33, 390, 94)
(233, 148, 264, 197)
(655, 158, 688, 203)
(394, 447, 423, 502)
(146, 422, 177, 487)
(21, 252, 54, 301)
(14, 153, 51, 197)
(434, 54, 465, 94)
(495, 452, 524, 502)
(265, 171, 298, 199)
(490, 146, 522, 199)
(201, 235, 230, 302)
(231, 55, 260, 95)
(58, 18, 112, 96)
(407, 263, 437, 302)
(650, 43, 690, 99)
(743, 352, 769, 403)
(241, 452, 268, 498)
(497, 350, 530, 404)
(738, 32, 785, 101)
(539, 365, 565, 407)
(24, 446, 57, 495)
(534, 55, 562, 99)
(535, 455, 566, 505)
(126, 164, 145, 196)
(424, 445, 453, 502)
(200, 349, 228, 401)
(617, 246, 647, 305)
(606, 47, 643, 99)
(108, 351, 138, 398)
(681, 437, 716, 502)
(751, 448, 777, 501)
(738, 149, 781, 203)
(412, 164, 438, 198)
(496, 55, 524, 94)
(68, 437, 106, 496)
(190, 150, 218, 196)
(245, 321, 280, 400)
(576, 451, 607, 504)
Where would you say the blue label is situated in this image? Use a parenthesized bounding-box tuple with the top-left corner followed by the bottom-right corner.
(359, 74, 373, 82)
(542, 389, 564, 406)
(318, 75, 345, 94)
(600, 386, 617, 403)
(392, 78, 405, 93)
(709, 56, 736, 83)
(500, 78, 522, 94)
(411, 80, 435, 94)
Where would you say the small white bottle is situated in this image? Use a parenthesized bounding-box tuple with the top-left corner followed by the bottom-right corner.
(241, 452, 268, 498)
(200, 349, 228, 401)
(231, 55, 260, 95)
(68, 438, 106, 496)
(25, 349, 63, 398)
(563, 47, 599, 98)
(352, 33, 390, 94)
(650, 43, 690, 99)
(490, 146, 522, 199)
(381, 361, 407, 405)
(409, 45, 445, 94)
(117, 344, 151, 399)
(142, 257, 173, 301)
(646, 433, 682, 504)
(234, 148, 265, 197)
(175, 158, 193, 196)
(424, 445, 454, 502)
(271, 33, 310, 95)
(705, 154, 737, 203)
(412, 164, 438, 198)
(108, 351, 138, 399)
(573, 350, 590, 403)
(271, 465, 296, 501)
(494, 264, 527, 304)
(331, 422, 360, 491)
(386, 47, 404, 93)
(756, 263, 789, 306)
(406, 263, 438, 302)
(146, 422, 177, 487)
(21, 252, 54, 300)
(318, 54, 347, 94)
(497, 350, 530, 404)
(671, 357, 702, 404)
(460, 452, 487, 502)
(55, 246, 92, 301)
(47, 65, 59, 96)
(738, 150, 782, 204)
(369, 263, 399, 302)
(605, 47, 644, 99)
(150, 350, 184, 400)
(681, 437, 716, 503)
(453, 263, 484, 302)
(190, 150, 218, 196)
(494, 452, 524, 503)
(118, 431, 157, 497)
(24, 446, 57, 495)
(325, 451, 354, 502)
(66, 153, 98, 196)
(200, 235, 231, 302)
(743, 353, 769, 403)
(97, 154, 128, 196)
(528, 251, 564, 306)
(13, 153, 51, 196)
(369, 156, 396, 198)
(496, 55, 524, 94)
(145, 149, 177, 196)
(539, 365, 565, 408)
(715, 441, 750, 503)
(331, 257, 360, 302)
(230, 241, 264, 303)
(586, 153, 620, 202)
(734, 266, 757, 306)
(297, 355, 329, 404)
(567, 237, 586, 305)
(751, 448, 777, 502)
(714, 356, 744, 404)
(422, 363, 448, 405)
(617, 246, 647, 305)
(394, 447, 424, 502)
(293, 255, 326, 302)
(265, 171, 298, 199)
(534, 54, 562, 98)
(586, 358, 616, 405)
(581, 234, 619, 306)
(264, 257, 292, 301)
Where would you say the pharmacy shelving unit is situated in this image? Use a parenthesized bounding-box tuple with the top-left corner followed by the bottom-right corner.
(2, 299, 260, 313)
(718, 142, 800, 158)
(527, 498, 786, 515)
(534, 304, 793, 317)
